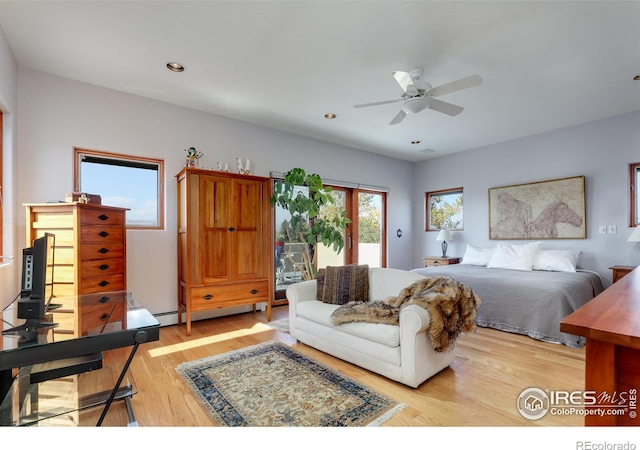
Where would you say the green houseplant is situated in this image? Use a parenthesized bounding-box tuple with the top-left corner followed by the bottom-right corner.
(270, 168, 350, 281)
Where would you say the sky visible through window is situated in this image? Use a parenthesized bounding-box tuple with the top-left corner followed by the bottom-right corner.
(81, 162, 158, 226)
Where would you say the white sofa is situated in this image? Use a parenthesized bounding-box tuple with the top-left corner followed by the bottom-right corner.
(285, 267, 456, 388)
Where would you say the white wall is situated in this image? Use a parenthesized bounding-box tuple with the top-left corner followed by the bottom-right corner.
(0, 24, 18, 310)
(14, 68, 415, 315)
(413, 110, 640, 287)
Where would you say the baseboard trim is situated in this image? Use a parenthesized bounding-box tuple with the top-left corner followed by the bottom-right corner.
(152, 302, 267, 327)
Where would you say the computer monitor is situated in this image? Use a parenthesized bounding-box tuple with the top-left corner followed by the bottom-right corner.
(2, 233, 57, 336)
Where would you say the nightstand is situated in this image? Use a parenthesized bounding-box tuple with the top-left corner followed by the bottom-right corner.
(423, 256, 461, 267)
(609, 265, 636, 283)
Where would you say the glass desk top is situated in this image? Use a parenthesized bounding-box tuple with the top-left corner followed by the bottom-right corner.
(1, 291, 160, 426)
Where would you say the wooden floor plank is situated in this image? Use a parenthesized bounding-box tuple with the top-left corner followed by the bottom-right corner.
(83, 305, 588, 427)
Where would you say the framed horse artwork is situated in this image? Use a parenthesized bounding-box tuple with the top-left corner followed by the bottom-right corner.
(488, 175, 586, 240)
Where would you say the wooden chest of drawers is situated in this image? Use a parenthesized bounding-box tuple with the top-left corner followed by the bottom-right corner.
(24, 203, 128, 337)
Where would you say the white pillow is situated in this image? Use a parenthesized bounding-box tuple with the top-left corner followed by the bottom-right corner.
(487, 242, 542, 271)
(533, 249, 580, 272)
(461, 245, 495, 266)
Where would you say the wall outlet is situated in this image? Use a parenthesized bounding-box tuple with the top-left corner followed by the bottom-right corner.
(608, 225, 617, 234)
(599, 225, 607, 234)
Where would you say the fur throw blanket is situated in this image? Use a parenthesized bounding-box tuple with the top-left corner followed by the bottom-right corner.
(330, 276, 481, 352)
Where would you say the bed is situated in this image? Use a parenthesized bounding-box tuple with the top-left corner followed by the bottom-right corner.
(410, 262, 605, 349)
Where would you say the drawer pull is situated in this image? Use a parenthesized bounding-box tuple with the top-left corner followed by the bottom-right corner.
(250, 289, 259, 295)
(203, 294, 214, 300)
(98, 214, 109, 221)
(228, 227, 236, 232)
(99, 264, 109, 271)
(99, 231, 109, 238)
(98, 248, 109, 254)
(99, 296, 110, 303)
(99, 280, 109, 287)
(100, 313, 109, 320)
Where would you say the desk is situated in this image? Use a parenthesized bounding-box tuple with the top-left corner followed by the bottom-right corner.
(0, 291, 160, 426)
(560, 267, 640, 426)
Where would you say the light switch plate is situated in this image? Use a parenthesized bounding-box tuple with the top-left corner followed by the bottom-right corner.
(599, 225, 607, 234)
(608, 225, 617, 234)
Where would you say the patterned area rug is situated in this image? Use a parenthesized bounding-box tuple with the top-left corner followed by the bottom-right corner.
(176, 340, 406, 426)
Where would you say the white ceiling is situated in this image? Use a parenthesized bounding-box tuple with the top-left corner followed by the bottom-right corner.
(1, 1, 639, 162)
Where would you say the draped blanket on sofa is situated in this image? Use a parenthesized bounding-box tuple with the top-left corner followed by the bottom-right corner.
(330, 276, 481, 352)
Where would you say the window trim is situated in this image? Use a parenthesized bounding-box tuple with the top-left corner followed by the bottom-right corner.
(74, 147, 165, 230)
(425, 187, 464, 232)
(631, 162, 639, 228)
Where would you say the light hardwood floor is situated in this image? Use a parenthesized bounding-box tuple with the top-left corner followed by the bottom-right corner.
(87, 304, 588, 427)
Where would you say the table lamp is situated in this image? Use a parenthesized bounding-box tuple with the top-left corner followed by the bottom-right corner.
(628, 226, 640, 243)
(435, 229, 453, 258)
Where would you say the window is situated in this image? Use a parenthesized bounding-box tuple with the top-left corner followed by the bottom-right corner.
(426, 187, 463, 231)
(631, 162, 640, 227)
(74, 148, 164, 229)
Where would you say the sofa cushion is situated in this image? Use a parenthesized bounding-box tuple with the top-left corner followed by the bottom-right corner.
(297, 301, 400, 348)
(319, 264, 369, 305)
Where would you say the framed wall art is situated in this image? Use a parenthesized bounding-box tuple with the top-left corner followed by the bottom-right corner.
(489, 175, 586, 240)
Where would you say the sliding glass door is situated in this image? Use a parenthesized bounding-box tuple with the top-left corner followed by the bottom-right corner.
(274, 181, 387, 297)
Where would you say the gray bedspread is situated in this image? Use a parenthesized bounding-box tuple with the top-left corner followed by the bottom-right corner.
(410, 265, 605, 348)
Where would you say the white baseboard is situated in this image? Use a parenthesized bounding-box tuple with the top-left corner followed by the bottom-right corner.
(153, 302, 267, 327)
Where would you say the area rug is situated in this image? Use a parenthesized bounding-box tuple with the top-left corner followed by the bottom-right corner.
(175, 340, 406, 426)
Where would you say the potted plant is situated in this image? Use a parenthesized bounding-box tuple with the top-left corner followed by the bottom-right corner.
(270, 168, 350, 280)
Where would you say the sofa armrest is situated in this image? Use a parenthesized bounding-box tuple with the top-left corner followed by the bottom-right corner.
(286, 280, 317, 335)
(286, 280, 317, 305)
(399, 304, 431, 334)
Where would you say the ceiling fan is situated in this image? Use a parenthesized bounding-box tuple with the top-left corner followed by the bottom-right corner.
(354, 69, 482, 125)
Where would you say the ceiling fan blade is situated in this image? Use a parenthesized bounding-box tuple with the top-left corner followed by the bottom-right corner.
(389, 109, 407, 125)
(428, 74, 483, 97)
(427, 98, 464, 116)
(354, 99, 401, 108)
(393, 71, 418, 96)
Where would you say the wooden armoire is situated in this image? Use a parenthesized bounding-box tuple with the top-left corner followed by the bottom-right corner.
(176, 168, 273, 336)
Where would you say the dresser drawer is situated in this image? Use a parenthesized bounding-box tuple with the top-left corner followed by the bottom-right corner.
(80, 301, 126, 334)
(80, 225, 125, 244)
(80, 208, 126, 226)
(80, 258, 125, 278)
(79, 274, 125, 294)
(190, 281, 269, 311)
(80, 242, 125, 260)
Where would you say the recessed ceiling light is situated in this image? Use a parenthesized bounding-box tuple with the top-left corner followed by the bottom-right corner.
(167, 62, 185, 72)
(324, 113, 336, 119)
(634, 75, 640, 80)
(411, 140, 421, 144)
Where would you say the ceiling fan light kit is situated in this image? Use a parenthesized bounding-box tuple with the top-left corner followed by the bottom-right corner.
(402, 97, 429, 114)
(354, 69, 482, 125)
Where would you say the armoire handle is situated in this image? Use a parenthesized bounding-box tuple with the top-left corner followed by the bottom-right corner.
(228, 227, 236, 232)
(98, 214, 109, 221)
